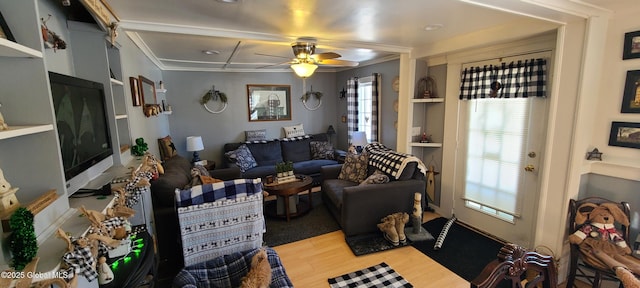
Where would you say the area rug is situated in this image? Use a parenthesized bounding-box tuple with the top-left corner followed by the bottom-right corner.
(263, 191, 340, 246)
(412, 217, 506, 282)
(328, 262, 413, 288)
(345, 232, 413, 256)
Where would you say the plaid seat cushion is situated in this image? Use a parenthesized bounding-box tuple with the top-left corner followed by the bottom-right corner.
(173, 247, 293, 288)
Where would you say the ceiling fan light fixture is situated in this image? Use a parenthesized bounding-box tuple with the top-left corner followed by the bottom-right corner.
(291, 62, 318, 78)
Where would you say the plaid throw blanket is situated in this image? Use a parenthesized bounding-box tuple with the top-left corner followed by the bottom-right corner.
(365, 142, 426, 180)
(176, 179, 264, 266)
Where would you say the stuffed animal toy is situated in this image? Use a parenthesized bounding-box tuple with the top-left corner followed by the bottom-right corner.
(568, 202, 640, 277)
(240, 248, 272, 288)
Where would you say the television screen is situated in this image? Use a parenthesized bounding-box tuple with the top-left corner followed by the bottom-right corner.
(49, 72, 113, 182)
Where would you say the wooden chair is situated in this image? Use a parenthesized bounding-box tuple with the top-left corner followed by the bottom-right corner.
(470, 243, 558, 288)
(565, 197, 631, 288)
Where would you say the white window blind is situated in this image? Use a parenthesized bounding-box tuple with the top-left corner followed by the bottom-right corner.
(463, 98, 530, 217)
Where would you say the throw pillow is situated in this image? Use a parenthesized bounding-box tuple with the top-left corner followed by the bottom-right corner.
(245, 129, 267, 142)
(283, 123, 305, 138)
(225, 144, 258, 172)
(359, 170, 390, 185)
(310, 141, 335, 160)
(157, 135, 178, 161)
(338, 151, 368, 183)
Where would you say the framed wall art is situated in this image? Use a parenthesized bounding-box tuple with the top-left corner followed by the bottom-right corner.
(621, 70, 640, 113)
(622, 30, 640, 60)
(608, 121, 640, 149)
(247, 84, 291, 121)
(0, 11, 16, 42)
(129, 77, 141, 106)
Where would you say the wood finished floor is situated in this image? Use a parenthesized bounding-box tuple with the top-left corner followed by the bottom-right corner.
(273, 210, 588, 288)
(273, 212, 471, 287)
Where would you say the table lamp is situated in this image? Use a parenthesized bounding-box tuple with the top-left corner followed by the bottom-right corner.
(351, 131, 368, 153)
(186, 136, 204, 163)
(326, 125, 336, 143)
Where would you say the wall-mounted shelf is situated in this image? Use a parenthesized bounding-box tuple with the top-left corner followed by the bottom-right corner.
(0, 38, 43, 58)
(156, 88, 167, 93)
(110, 78, 123, 86)
(0, 124, 54, 140)
(410, 142, 443, 148)
(115, 114, 128, 120)
(162, 110, 172, 115)
(411, 98, 444, 103)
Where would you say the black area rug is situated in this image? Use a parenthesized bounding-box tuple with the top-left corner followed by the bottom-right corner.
(263, 192, 340, 246)
(345, 232, 413, 256)
(412, 217, 506, 282)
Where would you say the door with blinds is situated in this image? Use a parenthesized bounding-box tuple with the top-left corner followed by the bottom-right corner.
(453, 53, 551, 248)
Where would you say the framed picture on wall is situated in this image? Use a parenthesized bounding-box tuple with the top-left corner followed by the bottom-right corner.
(608, 121, 640, 149)
(129, 77, 141, 106)
(621, 70, 640, 113)
(247, 84, 291, 121)
(622, 30, 640, 60)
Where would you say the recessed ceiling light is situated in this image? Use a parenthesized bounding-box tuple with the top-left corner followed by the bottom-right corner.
(203, 50, 220, 55)
(424, 24, 444, 31)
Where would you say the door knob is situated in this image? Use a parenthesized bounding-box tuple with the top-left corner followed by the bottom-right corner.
(524, 164, 535, 172)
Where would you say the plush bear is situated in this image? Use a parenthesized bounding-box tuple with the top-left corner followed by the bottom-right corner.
(568, 202, 640, 277)
(240, 248, 272, 288)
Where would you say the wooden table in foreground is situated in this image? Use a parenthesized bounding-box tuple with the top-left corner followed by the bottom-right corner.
(263, 174, 313, 221)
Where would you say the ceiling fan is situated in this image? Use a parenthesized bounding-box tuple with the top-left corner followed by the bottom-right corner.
(256, 37, 359, 78)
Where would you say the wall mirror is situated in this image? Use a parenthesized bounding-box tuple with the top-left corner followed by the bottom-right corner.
(247, 84, 291, 121)
(139, 75, 157, 107)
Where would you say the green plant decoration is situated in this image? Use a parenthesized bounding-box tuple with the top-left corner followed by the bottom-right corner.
(131, 137, 148, 156)
(300, 90, 323, 102)
(9, 207, 37, 271)
(201, 87, 228, 104)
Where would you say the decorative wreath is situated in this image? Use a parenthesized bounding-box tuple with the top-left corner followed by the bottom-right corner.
(200, 89, 228, 114)
(300, 90, 323, 111)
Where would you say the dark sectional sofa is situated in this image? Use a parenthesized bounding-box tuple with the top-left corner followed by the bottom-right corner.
(223, 133, 343, 184)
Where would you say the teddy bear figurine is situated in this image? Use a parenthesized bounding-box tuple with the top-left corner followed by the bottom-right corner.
(568, 202, 640, 277)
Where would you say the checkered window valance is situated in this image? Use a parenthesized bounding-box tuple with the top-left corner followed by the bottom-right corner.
(459, 58, 547, 100)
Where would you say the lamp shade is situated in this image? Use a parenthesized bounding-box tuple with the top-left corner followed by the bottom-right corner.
(291, 62, 318, 78)
(186, 136, 204, 152)
(326, 125, 336, 135)
(351, 131, 368, 147)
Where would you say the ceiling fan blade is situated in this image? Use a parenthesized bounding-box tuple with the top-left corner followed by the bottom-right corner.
(256, 61, 292, 69)
(316, 59, 359, 67)
(255, 53, 291, 59)
(311, 52, 341, 60)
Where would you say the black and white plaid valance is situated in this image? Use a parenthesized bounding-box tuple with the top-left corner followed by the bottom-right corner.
(459, 58, 547, 100)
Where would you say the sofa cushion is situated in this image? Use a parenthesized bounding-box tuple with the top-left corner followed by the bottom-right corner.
(246, 141, 283, 166)
(338, 152, 368, 183)
(281, 137, 312, 162)
(310, 141, 335, 160)
(150, 156, 192, 207)
(397, 162, 418, 180)
(242, 165, 276, 179)
(322, 179, 358, 209)
(292, 159, 338, 175)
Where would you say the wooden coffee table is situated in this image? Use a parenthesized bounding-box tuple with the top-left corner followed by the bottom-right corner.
(263, 174, 313, 221)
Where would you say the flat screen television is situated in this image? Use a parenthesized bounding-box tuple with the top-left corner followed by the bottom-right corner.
(49, 71, 113, 194)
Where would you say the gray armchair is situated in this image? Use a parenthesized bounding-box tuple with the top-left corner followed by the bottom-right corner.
(320, 164, 426, 237)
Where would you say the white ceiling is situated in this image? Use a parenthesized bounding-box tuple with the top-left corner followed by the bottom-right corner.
(102, 0, 631, 72)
